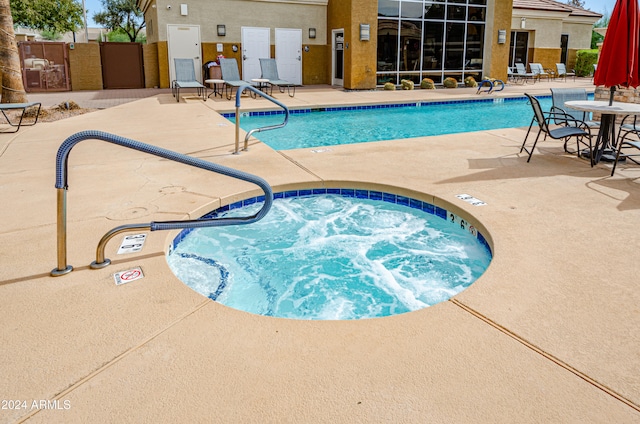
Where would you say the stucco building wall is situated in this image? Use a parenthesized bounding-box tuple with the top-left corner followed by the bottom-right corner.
(487, 0, 513, 81)
(145, 0, 326, 46)
(327, 0, 377, 89)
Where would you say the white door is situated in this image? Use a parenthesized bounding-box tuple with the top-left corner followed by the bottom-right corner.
(241, 27, 270, 81)
(275, 28, 302, 85)
(167, 24, 202, 83)
(332, 29, 344, 86)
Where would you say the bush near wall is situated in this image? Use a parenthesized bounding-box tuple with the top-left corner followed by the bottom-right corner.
(575, 49, 598, 77)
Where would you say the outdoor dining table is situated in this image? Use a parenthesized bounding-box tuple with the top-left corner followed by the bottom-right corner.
(565, 100, 640, 164)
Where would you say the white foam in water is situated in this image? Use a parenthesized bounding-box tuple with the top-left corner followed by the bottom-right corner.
(167, 194, 492, 320)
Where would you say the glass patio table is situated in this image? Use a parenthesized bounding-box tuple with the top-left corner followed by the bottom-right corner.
(565, 100, 640, 164)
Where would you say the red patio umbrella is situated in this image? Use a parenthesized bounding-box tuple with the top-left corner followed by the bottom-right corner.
(594, 0, 640, 105)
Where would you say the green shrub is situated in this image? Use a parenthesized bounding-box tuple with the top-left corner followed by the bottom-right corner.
(383, 82, 396, 90)
(420, 78, 435, 89)
(464, 76, 477, 87)
(443, 77, 458, 88)
(400, 79, 415, 90)
(575, 49, 598, 77)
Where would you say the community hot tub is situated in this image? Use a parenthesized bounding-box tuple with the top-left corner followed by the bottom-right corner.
(167, 187, 492, 320)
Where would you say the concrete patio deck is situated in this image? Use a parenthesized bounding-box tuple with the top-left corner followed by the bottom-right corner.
(1, 79, 639, 423)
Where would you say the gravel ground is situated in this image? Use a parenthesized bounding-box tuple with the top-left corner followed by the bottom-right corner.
(1, 101, 97, 125)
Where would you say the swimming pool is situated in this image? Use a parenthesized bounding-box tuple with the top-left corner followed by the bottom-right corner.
(227, 95, 592, 150)
(167, 189, 492, 320)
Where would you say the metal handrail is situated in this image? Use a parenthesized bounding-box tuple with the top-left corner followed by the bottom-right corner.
(234, 84, 289, 154)
(51, 130, 273, 276)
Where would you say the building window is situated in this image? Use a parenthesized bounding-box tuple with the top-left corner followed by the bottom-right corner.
(377, 0, 486, 86)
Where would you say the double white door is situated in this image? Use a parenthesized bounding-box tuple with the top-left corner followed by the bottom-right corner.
(242, 27, 302, 85)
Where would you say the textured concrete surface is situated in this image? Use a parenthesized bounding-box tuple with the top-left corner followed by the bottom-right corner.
(1, 79, 639, 423)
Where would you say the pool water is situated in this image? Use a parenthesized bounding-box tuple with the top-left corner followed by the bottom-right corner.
(231, 96, 558, 150)
(167, 192, 492, 320)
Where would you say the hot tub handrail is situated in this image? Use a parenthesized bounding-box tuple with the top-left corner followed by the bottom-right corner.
(51, 130, 273, 277)
(234, 84, 289, 154)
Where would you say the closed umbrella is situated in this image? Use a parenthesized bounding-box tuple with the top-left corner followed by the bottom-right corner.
(594, 0, 640, 105)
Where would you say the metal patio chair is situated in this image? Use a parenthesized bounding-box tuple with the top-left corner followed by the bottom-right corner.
(611, 125, 640, 175)
(550, 88, 600, 144)
(520, 93, 593, 164)
(611, 114, 640, 175)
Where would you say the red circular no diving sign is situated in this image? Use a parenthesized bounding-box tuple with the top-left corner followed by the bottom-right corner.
(120, 270, 141, 281)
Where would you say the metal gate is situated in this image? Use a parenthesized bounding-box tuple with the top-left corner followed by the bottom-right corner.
(18, 42, 70, 92)
(100, 42, 145, 89)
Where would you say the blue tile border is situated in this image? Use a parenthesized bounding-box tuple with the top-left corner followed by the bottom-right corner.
(220, 96, 561, 119)
(171, 188, 493, 257)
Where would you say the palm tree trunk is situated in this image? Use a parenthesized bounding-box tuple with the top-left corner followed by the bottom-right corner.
(0, 0, 27, 104)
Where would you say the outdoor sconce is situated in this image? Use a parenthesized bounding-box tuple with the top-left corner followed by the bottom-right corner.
(360, 24, 370, 41)
(309, 28, 316, 39)
(217, 25, 226, 37)
(520, 17, 526, 29)
(498, 29, 506, 44)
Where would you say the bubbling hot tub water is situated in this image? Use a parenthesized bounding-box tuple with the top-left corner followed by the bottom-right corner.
(167, 190, 492, 320)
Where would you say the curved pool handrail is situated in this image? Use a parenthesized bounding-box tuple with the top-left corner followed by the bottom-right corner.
(51, 130, 273, 276)
(233, 84, 289, 153)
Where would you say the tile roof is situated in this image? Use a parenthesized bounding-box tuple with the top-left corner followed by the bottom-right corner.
(513, 0, 602, 18)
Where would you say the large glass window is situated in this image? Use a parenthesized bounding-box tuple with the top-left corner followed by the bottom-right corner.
(377, 0, 486, 86)
(400, 21, 422, 71)
(378, 19, 399, 73)
(444, 23, 465, 70)
(423, 22, 443, 71)
(401, 1, 425, 18)
(378, 0, 400, 17)
(424, 2, 445, 19)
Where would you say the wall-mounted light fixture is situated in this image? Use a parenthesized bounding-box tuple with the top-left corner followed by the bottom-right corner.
(309, 28, 316, 39)
(520, 17, 526, 29)
(217, 24, 226, 37)
(360, 24, 370, 41)
(498, 29, 506, 44)
(180, 4, 188, 15)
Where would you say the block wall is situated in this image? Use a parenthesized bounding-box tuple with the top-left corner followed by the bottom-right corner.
(143, 43, 159, 88)
(68, 43, 103, 90)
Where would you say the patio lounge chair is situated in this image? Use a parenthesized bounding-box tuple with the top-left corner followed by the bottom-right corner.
(556, 63, 576, 82)
(550, 88, 600, 142)
(529, 63, 551, 81)
(514, 63, 536, 84)
(507, 66, 517, 83)
(219, 58, 251, 100)
(259, 58, 296, 97)
(520, 93, 593, 164)
(172, 58, 206, 102)
(0, 102, 41, 133)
